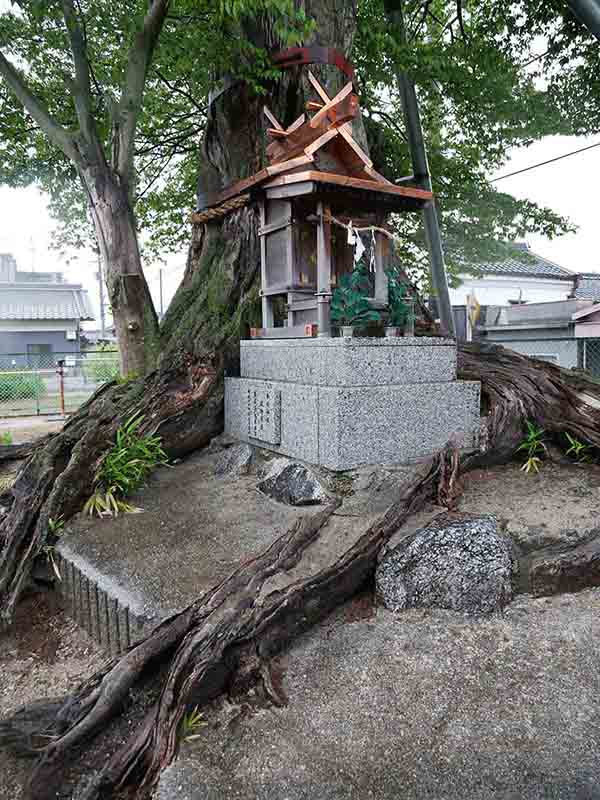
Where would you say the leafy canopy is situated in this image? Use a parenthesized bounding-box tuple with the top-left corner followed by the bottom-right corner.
(0, 0, 596, 281)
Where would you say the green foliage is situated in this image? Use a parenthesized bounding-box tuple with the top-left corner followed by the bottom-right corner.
(180, 706, 207, 742)
(563, 432, 593, 464)
(1, 0, 597, 281)
(330, 260, 381, 328)
(0, 373, 47, 402)
(0, 431, 13, 445)
(0, 0, 312, 257)
(517, 421, 547, 473)
(83, 413, 167, 517)
(44, 515, 65, 582)
(47, 515, 65, 537)
(386, 269, 413, 328)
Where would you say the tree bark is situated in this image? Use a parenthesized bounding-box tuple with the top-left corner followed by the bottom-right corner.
(2, 2, 600, 796)
(83, 166, 159, 377)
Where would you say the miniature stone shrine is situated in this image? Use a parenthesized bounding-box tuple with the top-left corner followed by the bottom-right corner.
(195, 70, 480, 470)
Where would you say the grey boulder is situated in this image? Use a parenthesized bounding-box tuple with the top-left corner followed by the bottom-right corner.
(376, 513, 516, 615)
(258, 458, 329, 506)
(215, 443, 254, 477)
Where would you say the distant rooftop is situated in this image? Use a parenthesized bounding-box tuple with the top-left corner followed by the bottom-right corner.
(0, 254, 94, 321)
(575, 273, 600, 301)
(465, 243, 576, 281)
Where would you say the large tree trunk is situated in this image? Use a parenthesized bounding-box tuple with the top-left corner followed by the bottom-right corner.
(82, 165, 159, 377)
(2, 2, 600, 796)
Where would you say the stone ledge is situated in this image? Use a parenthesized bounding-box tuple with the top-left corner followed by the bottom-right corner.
(240, 337, 457, 386)
(226, 377, 480, 470)
(241, 336, 455, 347)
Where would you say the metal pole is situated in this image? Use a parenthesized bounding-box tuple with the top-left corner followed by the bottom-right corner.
(56, 360, 65, 417)
(567, 0, 600, 41)
(384, 0, 455, 338)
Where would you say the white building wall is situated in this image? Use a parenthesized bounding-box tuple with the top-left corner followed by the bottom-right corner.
(449, 275, 574, 308)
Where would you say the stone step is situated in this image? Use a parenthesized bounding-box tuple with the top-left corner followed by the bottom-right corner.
(55, 548, 148, 654)
(55, 448, 320, 654)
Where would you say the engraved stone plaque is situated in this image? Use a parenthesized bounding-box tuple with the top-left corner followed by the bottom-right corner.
(247, 385, 281, 444)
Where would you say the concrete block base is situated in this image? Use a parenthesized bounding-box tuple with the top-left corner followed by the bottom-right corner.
(225, 376, 480, 471)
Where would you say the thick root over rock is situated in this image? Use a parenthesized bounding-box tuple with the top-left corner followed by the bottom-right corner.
(0, 356, 223, 628)
(1, 343, 600, 798)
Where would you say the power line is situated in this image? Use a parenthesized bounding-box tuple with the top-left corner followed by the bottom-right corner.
(491, 140, 600, 182)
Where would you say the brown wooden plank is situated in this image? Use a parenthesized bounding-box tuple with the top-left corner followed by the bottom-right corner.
(265, 153, 314, 178)
(310, 81, 354, 128)
(308, 70, 331, 103)
(263, 105, 283, 130)
(210, 168, 270, 206)
(364, 165, 393, 184)
(337, 126, 373, 168)
(286, 114, 306, 133)
(267, 128, 289, 139)
(263, 170, 434, 201)
(269, 119, 332, 165)
(304, 127, 339, 157)
(306, 100, 323, 111)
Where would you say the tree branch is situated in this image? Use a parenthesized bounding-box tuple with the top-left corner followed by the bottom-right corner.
(153, 68, 206, 115)
(456, 0, 469, 43)
(0, 49, 78, 162)
(115, 0, 171, 190)
(60, 0, 103, 152)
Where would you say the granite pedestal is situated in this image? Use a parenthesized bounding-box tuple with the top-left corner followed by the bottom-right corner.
(225, 337, 480, 471)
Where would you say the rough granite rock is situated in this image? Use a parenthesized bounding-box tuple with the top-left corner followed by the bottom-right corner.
(530, 537, 600, 597)
(257, 458, 329, 506)
(376, 513, 516, 614)
(214, 443, 254, 477)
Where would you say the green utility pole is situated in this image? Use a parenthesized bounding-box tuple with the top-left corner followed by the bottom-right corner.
(384, 0, 456, 338)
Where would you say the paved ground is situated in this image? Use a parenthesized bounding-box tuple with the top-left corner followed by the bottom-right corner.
(159, 589, 600, 800)
(0, 414, 64, 443)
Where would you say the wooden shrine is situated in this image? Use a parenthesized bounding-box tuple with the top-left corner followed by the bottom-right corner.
(193, 71, 434, 338)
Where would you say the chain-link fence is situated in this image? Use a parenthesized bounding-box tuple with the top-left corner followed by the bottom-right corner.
(579, 339, 600, 382)
(0, 350, 120, 417)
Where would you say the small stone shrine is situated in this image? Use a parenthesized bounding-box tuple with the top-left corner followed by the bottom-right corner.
(196, 69, 480, 470)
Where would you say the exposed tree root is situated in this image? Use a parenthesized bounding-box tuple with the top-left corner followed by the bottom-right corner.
(1, 343, 600, 798)
(459, 342, 600, 467)
(0, 440, 50, 465)
(9, 455, 439, 800)
(0, 357, 222, 628)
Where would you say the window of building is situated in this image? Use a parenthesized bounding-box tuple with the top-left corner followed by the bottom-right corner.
(27, 343, 52, 367)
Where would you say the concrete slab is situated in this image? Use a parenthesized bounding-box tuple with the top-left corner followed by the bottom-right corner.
(56, 450, 313, 653)
(158, 588, 600, 800)
(240, 337, 457, 386)
(56, 449, 419, 654)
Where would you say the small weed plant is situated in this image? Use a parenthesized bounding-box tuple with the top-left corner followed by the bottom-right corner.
(0, 431, 13, 445)
(84, 413, 167, 517)
(563, 432, 593, 464)
(517, 421, 546, 473)
(180, 706, 207, 742)
(44, 515, 65, 581)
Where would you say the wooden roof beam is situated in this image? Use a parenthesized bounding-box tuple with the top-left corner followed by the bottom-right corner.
(263, 105, 284, 131)
(310, 81, 354, 128)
